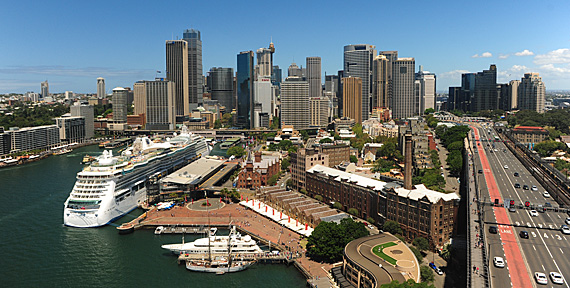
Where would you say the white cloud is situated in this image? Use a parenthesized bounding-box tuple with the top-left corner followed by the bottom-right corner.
(514, 49, 534, 56)
(498, 54, 509, 59)
(439, 69, 470, 79)
(472, 52, 492, 58)
(534, 48, 570, 65)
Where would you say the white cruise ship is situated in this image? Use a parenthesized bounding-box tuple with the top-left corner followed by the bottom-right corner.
(162, 227, 263, 255)
(63, 126, 209, 228)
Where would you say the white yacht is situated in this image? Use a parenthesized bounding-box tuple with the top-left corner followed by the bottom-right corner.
(162, 226, 263, 255)
(63, 126, 209, 228)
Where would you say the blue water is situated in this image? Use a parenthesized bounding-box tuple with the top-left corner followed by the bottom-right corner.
(0, 145, 306, 287)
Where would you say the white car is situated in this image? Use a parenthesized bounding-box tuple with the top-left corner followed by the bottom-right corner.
(531, 185, 538, 191)
(535, 272, 548, 285)
(493, 257, 505, 268)
(529, 210, 539, 217)
(550, 272, 565, 284)
(543, 191, 551, 198)
(561, 225, 570, 235)
(504, 165, 508, 169)
(565, 217, 570, 225)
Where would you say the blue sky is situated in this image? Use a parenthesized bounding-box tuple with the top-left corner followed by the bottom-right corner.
(1, 0, 570, 94)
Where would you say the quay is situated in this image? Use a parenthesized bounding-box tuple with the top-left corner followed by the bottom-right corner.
(119, 199, 335, 287)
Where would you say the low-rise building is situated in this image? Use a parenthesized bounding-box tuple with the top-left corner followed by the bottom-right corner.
(55, 116, 85, 143)
(333, 117, 355, 133)
(291, 148, 329, 191)
(236, 151, 280, 189)
(511, 126, 549, 145)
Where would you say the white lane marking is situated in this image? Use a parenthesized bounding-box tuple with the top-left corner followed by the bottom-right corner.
(561, 248, 565, 254)
(542, 264, 545, 270)
(558, 214, 561, 219)
(556, 235, 562, 241)
(533, 245, 537, 251)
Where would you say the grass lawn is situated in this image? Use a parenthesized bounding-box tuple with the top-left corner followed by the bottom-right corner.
(372, 242, 398, 265)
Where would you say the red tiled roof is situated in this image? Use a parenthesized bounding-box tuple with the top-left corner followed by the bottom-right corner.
(514, 126, 546, 132)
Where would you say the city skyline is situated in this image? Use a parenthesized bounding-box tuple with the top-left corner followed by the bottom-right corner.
(2, 0, 570, 93)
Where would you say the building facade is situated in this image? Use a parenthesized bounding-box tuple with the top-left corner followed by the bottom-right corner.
(415, 69, 436, 114)
(373, 55, 390, 109)
(291, 149, 329, 191)
(166, 39, 190, 117)
(342, 77, 363, 123)
(473, 65, 498, 112)
(508, 80, 520, 110)
(391, 58, 416, 119)
(41, 80, 49, 99)
(8, 125, 60, 153)
(306, 57, 322, 98)
(237, 51, 255, 129)
(281, 76, 310, 130)
(133, 79, 176, 130)
(518, 73, 545, 113)
(208, 67, 234, 112)
(56, 116, 85, 143)
(182, 28, 203, 110)
(236, 152, 280, 189)
(344, 44, 376, 121)
(511, 126, 549, 146)
(97, 77, 105, 98)
(70, 103, 94, 139)
(309, 96, 329, 128)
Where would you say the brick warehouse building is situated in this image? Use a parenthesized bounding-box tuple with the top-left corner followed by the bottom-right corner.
(237, 151, 280, 189)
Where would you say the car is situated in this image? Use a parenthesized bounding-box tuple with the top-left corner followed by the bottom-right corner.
(543, 191, 551, 198)
(504, 165, 508, 169)
(429, 262, 443, 275)
(478, 170, 483, 174)
(550, 272, 565, 284)
(535, 272, 548, 285)
(514, 172, 519, 177)
(503, 149, 507, 152)
(532, 185, 538, 191)
(544, 202, 552, 208)
(489, 226, 498, 234)
(494, 149, 498, 152)
(530, 210, 539, 217)
(493, 257, 505, 268)
(508, 206, 516, 213)
(514, 183, 521, 188)
(520, 231, 529, 238)
(565, 217, 570, 225)
(561, 225, 570, 235)
(523, 185, 529, 190)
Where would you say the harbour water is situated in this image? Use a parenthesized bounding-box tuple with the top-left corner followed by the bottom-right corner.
(0, 145, 306, 287)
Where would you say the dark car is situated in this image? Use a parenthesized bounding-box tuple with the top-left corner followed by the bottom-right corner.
(545, 202, 552, 208)
(523, 185, 529, 190)
(489, 226, 498, 234)
(514, 183, 521, 188)
(478, 170, 483, 174)
(519, 231, 529, 239)
(514, 172, 519, 177)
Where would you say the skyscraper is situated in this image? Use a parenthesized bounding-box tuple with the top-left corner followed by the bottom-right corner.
(288, 63, 303, 77)
(310, 97, 329, 128)
(473, 65, 498, 112)
(256, 44, 274, 78)
(209, 67, 234, 112)
(508, 80, 520, 110)
(182, 29, 203, 110)
(306, 57, 322, 98)
(415, 69, 436, 114)
(271, 65, 282, 87)
(281, 77, 310, 130)
(518, 73, 545, 113)
(97, 77, 105, 99)
(237, 51, 255, 129)
(373, 55, 389, 109)
(379, 51, 398, 109)
(342, 77, 363, 124)
(344, 44, 376, 121)
(70, 103, 94, 139)
(391, 58, 416, 119)
(166, 40, 190, 117)
(41, 80, 49, 99)
(112, 87, 128, 123)
(133, 79, 176, 130)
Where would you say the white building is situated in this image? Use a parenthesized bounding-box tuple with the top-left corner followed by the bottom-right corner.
(281, 77, 309, 130)
(415, 69, 436, 114)
(253, 76, 274, 128)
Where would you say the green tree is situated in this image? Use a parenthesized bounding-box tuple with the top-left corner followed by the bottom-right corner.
(382, 220, 402, 235)
(378, 142, 397, 159)
(306, 218, 369, 263)
(348, 208, 359, 216)
(269, 116, 280, 129)
(534, 140, 566, 157)
(412, 237, 430, 252)
(350, 155, 358, 163)
(424, 108, 435, 115)
(366, 217, 375, 225)
(300, 188, 307, 195)
(281, 157, 290, 171)
(315, 195, 324, 202)
(447, 150, 463, 176)
(410, 246, 423, 262)
(319, 138, 333, 144)
(286, 179, 293, 188)
(333, 202, 343, 210)
(420, 266, 434, 283)
(226, 146, 246, 157)
(267, 174, 279, 186)
(381, 279, 435, 288)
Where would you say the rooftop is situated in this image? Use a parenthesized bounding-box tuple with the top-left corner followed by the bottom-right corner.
(307, 165, 387, 192)
(394, 184, 460, 204)
(162, 158, 225, 185)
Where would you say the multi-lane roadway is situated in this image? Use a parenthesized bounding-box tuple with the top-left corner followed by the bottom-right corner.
(472, 123, 570, 288)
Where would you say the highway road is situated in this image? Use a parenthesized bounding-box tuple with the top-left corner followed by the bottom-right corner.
(472, 123, 570, 288)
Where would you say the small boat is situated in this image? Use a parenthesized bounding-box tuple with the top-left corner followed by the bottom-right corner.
(54, 148, 72, 155)
(155, 226, 164, 235)
(81, 155, 96, 164)
(185, 257, 255, 273)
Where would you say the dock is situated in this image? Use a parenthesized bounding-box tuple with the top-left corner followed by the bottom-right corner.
(177, 253, 296, 265)
(155, 225, 209, 234)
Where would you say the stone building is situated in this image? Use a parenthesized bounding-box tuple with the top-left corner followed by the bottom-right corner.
(511, 126, 549, 146)
(236, 151, 280, 189)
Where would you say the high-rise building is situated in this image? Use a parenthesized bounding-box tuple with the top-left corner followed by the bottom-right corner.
(166, 40, 190, 117)
(373, 55, 389, 109)
(237, 51, 255, 129)
(288, 63, 303, 78)
(112, 87, 128, 123)
(518, 73, 545, 113)
(133, 79, 176, 130)
(379, 51, 398, 108)
(415, 69, 436, 114)
(41, 80, 49, 99)
(344, 44, 376, 121)
(208, 67, 234, 112)
(473, 65, 498, 112)
(70, 103, 94, 139)
(391, 58, 416, 119)
(337, 70, 344, 117)
(306, 57, 322, 98)
(342, 77, 363, 124)
(271, 65, 282, 87)
(56, 116, 85, 143)
(182, 28, 203, 110)
(256, 46, 273, 78)
(310, 97, 329, 128)
(508, 80, 520, 110)
(281, 77, 309, 130)
(97, 77, 105, 98)
(254, 76, 273, 128)
(325, 74, 339, 118)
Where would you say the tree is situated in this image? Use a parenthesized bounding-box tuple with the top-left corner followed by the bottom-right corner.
(424, 108, 435, 115)
(420, 266, 434, 283)
(281, 157, 290, 171)
(300, 188, 307, 195)
(269, 116, 280, 129)
(348, 208, 359, 216)
(382, 220, 402, 235)
(286, 179, 293, 188)
(410, 246, 423, 262)
(447, 150, 463, 176)
(319, 138, 333, 144)
(350, 155, 358, 163)
(378, 142, 397, 159)
(314, 195, 324, 202)
(267, 174, 279, 186)
(366, 217, 375, 225)
(381, 279, 435, 288)
(333, 202, 343, 210)
(306, 218, 369, 263)
(412, 237, 430, 252)
(534, 140, 566, 157)
(226, 146, 246, 157)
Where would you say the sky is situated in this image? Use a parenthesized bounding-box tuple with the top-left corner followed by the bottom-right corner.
(1, 0, 570, 94)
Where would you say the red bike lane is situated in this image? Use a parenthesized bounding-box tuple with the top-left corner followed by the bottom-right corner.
(473, 126, 532, 288)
